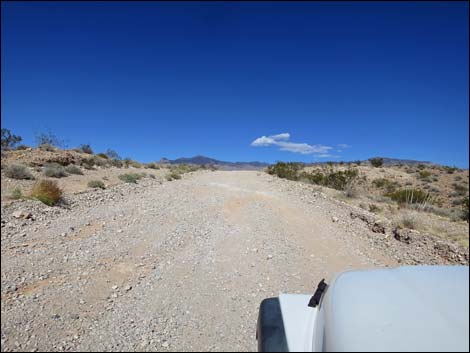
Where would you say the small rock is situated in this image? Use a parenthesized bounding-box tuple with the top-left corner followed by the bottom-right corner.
(332, 216, 339, 223)
(267, 255, 273, 260)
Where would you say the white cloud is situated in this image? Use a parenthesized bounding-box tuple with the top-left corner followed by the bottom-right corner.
(251, 133, 334, 156)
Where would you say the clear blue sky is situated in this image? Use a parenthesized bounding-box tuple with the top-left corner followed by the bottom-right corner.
(1, 1, 469, 167)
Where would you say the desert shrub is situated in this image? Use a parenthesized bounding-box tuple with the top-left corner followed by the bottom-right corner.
(15, 144, 29, 150)
(417, 164, 426, 170)
(419, 170, 431, 179)
(65, 165, 83, 175)
(128, 160, 142, 168)
(387, 188, 431, 205)
(30, 179, 63, 206)
(462, 197, 469, 222)
(170, 164, 200, 174)
(88, 180, 105, 189)
(10, 187, 23, 200)
(166, 172, 182, 181)
(109, 159, 123, 168)
(118, 173, 143, 183)
(149, 174, 156, 179)
(398, 215, 417, 229)
(369, 204, 382, 213)
(372, 178, 399, 193)
(81, 157, 95, 170)
(353, 160, 361, 166)
(35, 131, 64, 148)
(79, 144, 93, 154)
(92, 156, 108, 167)
(146, 162, 160, 169)
(266, 162, 303, 180)
(369, 158, 384, 168)
(43, 163, 67, 178)
(454, 175, 463, 181)
(38, 143, 56, 152)
(5, 164, 35, 180)
(443, 166, 458, 174)
(344, 182, 359, 198)
(96, 153, 109, 159)
(106, 149, 121, 160)
(299, 169, 358, 191)
(452, 183, 468, 196)
(1, 128, 22, 150)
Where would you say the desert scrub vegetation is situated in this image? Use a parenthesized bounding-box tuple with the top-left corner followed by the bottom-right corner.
(387, 188, 432, 208)
(10, 187, 23, 200)
(43, 163, 68, 178)
(372, 178, 400, 193)
(369, 158, 384, 168)
(443, 166, 458, 174)
(1, 128, 22, 150)
(30, 179, 63, 206)
(118, 173, 143, 183)
(79, 144, 94, 154)
(65, 165, 83, 175)
(88, 180, 106, 189)
(266, 162, 303, 180)
(96, 153, 109, 159)
(109, 158, 123, 168)
(5, 164, 35, 180)
(300, 169, 359, 191)
(166, 172, 182, 181)
(170, 164, 200, 174)
(146, 162, 160, 169)
(452, 183, 468, 196)
(418, 170, 431, 179)
(463, 197, 469, 222)
(394, 213, 419, 230)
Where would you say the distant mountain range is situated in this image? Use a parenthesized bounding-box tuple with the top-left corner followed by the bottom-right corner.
(158, 155, 441, 170)
(159, 155, 269, 170)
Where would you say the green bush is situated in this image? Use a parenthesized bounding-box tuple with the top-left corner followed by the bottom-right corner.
(369, 158, 384, 168)
(88, 180, 105, 189)
(5, 164, 35, 180)
(387, 188, 430, 205)
(166, 172, 182, 181)
(118, 173, 143, 183)
(146, 162, 160, 169)
(372, 178, 399, 193)
(298, 169, 358, 191)
(65, 165, 83, 175)
(417, 164, 426, 170)
(43, 163, 68, 178)
(266, 162, 303, 180)
(418, 170, 431, 179)
(30, 179, 62, 206)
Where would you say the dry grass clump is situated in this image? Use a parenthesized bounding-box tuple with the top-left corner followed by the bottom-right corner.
(30, 179, 63, 206)
(88, 180, 105, 189)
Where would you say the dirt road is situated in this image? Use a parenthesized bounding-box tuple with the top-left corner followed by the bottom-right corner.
(1, 171, 395, 351)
